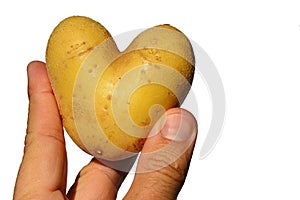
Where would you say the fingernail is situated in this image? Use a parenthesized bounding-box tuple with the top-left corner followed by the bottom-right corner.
(161, 112, 196, 142)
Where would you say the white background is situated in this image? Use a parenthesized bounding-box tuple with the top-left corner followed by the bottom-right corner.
(1, 0, 300, 199)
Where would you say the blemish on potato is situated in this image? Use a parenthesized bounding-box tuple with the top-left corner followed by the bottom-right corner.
(147, 49, 157, 54)
(103, 105, 108, 111)
(140, 119, 150, 126)
(154, 64, 161, 69)
(133, 138, 146, 151)
(96, 150, 102, 156)
(155, 55, 162, 62)
(93, 64, 98, 69)
(77, 47, 94, 57)
(140, 69, 146, 74)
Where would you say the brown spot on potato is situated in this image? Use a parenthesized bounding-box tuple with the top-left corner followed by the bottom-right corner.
(154, 64, 161, 69)
(103, 105, 108, 111)
(77, 47, 94, 57)
(133, 138, 146, 151)
(140, 118, 150, 126)
(155, 55, 162, 61)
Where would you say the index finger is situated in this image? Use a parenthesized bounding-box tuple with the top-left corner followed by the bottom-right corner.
(14, 61, 67, 199)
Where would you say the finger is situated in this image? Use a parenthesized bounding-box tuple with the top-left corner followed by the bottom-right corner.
(67, 158, 128, 200)
(14, 61, 67, 199)
(124, 108, 197, 200)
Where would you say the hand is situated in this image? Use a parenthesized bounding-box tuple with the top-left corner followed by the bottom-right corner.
(13, 61, 198, 200)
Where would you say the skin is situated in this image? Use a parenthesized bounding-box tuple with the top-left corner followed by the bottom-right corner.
(13, 61, 198, 200)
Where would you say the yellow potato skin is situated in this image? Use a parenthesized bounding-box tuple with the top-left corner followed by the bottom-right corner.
(95, 49, 194, 153)
(46, 16, 118, 153)
(46, 16, 194, 160)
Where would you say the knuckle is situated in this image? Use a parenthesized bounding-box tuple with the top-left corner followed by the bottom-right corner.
(24, 128, 64, 151)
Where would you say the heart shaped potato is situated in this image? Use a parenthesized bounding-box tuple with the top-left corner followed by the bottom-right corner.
(46, 16, 194, 161)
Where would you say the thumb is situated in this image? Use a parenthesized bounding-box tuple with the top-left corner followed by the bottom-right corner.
(124, 108, 197, 200)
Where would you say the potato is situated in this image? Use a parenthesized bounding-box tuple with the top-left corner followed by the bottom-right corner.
(46, 16, 194, 161)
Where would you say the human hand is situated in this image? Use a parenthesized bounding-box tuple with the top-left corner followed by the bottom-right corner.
(13, 61, 198, 200)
